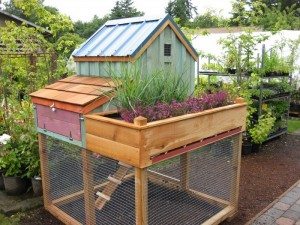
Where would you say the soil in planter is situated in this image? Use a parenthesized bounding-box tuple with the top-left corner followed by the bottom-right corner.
(17, 134, 300, 225)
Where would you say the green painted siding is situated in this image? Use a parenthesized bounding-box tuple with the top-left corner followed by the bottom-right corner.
(76, 26, 196, 93)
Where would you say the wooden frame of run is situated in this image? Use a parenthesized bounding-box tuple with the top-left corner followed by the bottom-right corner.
(38, 98, 246, 225)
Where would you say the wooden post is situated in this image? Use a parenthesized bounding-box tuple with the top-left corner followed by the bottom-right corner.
(135, 167, 148, 225)
(38, 133, 51, 207)
(180, 153, 189, 190)
(82, 149, 96, 225)
(230, 133, 242, 211)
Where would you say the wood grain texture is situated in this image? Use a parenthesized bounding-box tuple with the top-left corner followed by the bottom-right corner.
(37, 115, 81, 141)
(135, 168, 148, 225)
(46, 205, 82, 225)
(82, 150, 96, 225)
(30, 75, 116, 115)
(85, 118, 140, 148)
(85, 102, 247, 168)
(86, 133, 140, 167)
(36, 104, 80, 125)
(201, 206, 235, 225)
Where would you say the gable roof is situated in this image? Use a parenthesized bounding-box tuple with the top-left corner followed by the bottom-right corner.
(30, 75, 116, 114)
(0, 9, 51, 36)
(73, 14, 198, 62)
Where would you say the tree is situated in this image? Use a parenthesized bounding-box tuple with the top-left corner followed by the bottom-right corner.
(165, 0, 197, 26)
(14, 0, 74, 37)
(109, 0, 144, 20)
(192, 10, 229, 28)
(74, 15, 109, 39)
(230, 0, 300, 30)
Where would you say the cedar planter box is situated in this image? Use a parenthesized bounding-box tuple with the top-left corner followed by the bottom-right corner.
(85, 98, 247, 168)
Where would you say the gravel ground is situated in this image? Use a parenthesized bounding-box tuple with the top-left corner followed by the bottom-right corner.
(18, 134, 300, 225)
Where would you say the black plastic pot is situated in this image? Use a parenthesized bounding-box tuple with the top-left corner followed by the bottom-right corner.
(226, 68, 237, 74)
(290, 102, 300, 113)
(265, 71, 289, 77)
(251, 144, 261, 153)
(0, 171, 5, 190)
(242, 141, 252, 155)
(31, 176, 42, 196)
(3, 175, 28, 195)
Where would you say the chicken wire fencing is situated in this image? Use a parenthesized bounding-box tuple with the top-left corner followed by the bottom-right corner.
(40, 134, 240, 225)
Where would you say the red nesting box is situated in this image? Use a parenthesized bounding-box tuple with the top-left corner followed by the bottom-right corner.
(30, 75, 115, 146)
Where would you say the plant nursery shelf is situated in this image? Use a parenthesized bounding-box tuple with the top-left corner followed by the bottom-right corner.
(252, 92, 290, 102)
(266, 127, 288, 141)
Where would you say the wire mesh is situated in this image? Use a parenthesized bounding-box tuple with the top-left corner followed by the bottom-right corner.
(147, 134, 240, 225)
(41, 133, 240, 225)
(42, 135, 135, 225)
(43, 136, 85, 224)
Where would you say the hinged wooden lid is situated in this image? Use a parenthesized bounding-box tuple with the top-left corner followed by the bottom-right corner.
(30, 75, 116, 114)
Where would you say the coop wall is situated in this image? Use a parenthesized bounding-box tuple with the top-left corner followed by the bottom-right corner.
(39, 132, 241, 225)
(75, 26, 195, 93)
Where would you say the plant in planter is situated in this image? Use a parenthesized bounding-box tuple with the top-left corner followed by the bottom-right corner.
(111, 68, 231, 122)
(86, 68, 247, 168)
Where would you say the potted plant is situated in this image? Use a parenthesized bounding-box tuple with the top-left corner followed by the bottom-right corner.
(1, 140, 29, 195)
(262, 51, 290, 77)
(0, 100, 38, 195)
(248, 112, 276, 152)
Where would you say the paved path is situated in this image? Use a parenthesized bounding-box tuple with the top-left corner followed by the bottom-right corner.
(250, 180, 300, 225)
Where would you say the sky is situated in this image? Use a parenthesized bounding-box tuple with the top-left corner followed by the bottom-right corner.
(39, 0, 233, 22)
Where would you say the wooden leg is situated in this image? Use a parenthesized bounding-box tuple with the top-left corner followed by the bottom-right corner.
(135, 167, 148, 225)
(180, 153, 189, 190)
(38, 133, 51, 207)
(230, 133, 242, 209)
(82, 149, 96, 225)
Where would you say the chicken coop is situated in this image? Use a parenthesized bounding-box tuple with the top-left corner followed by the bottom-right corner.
(30, 14, 247, 225)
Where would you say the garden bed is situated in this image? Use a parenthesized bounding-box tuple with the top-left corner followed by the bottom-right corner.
(16, 134, 300, 225)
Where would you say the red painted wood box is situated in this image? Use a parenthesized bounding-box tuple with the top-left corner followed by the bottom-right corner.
(30, 75, 115, 146)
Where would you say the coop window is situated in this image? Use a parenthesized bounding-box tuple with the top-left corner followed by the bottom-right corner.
(164, 44, 172, 56)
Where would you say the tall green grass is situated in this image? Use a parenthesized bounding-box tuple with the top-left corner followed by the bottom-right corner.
(110, 65, 189, 111)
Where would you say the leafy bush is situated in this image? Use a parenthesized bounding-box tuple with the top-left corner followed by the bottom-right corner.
(249, 112, 276, 144)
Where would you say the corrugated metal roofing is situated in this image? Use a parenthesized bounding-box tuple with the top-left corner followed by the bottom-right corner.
(73, 14, 197, 58)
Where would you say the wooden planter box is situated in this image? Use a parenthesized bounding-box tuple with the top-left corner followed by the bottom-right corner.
(85, 98, 247, 168)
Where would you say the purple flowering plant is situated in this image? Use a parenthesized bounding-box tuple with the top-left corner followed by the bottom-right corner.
(120, 91, 230, 123)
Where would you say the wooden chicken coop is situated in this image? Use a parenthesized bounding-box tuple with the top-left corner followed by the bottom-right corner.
(30, 15, 247, 225)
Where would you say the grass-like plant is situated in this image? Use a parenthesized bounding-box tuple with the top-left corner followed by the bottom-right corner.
(110, 65, 189, 111)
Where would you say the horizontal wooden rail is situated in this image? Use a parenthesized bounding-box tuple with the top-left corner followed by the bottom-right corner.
(151, 127, 242, 164)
